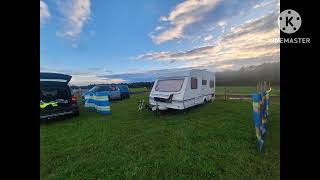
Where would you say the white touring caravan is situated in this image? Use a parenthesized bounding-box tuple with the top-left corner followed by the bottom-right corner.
(149, 69, 215, 111)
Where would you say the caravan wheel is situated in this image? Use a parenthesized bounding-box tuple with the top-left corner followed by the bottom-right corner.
(203, 98, 207, 104)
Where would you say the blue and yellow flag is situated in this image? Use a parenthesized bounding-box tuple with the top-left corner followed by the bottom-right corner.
(252, 88, 271, 152)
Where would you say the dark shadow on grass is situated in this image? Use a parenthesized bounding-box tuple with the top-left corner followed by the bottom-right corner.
(40, 115, 78, 125)
(151, 101, 214, 117)
(108, 97, 131, 104)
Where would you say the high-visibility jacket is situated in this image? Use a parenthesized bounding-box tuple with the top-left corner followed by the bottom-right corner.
(40, 101, 58, 109)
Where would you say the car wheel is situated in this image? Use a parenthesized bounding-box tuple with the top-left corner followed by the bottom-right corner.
(73, 110, 80, 117)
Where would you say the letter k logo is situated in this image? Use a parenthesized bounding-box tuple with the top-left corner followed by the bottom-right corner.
(279, 9, 301, 34)
(286, 16, 294, 27)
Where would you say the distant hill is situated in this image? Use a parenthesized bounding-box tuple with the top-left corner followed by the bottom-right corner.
(216, 62, 280, 86)
(71, 62, 280, 89)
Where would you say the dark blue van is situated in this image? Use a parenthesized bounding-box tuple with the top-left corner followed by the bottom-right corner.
(83, 85, 121, 101)
(117, 85, 130, 99)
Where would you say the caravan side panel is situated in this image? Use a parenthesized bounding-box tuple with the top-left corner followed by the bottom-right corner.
(183, 70, 215, 108)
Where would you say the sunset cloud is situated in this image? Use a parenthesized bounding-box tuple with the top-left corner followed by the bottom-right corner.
(138, 11, 280, 69)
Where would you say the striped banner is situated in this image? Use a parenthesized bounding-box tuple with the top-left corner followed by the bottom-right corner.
(84, 91, 111, 115)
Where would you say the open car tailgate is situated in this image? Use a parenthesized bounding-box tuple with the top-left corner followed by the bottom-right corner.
(40, 72, 72, 87)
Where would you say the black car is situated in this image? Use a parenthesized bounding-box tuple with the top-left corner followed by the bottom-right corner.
(40, 72, 79, 121)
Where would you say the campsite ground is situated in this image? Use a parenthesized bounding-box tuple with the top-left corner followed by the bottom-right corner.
(40, 87, 280, 179)
(129, 86, 280, 96)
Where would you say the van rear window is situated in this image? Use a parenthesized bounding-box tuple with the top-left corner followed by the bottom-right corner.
(155, 79, 184, 92)
(40, 87, 70, 102)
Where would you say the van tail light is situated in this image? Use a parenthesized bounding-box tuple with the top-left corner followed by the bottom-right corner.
(71, 96, 77, 104)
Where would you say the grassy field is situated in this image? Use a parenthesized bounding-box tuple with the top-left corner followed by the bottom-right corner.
(215, 86, 280, 96)
(41, 91, 280, 179)
(128, 86, 280, 96)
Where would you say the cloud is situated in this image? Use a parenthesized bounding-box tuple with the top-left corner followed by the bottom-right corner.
(137, 11, 280, 69)
(204, 34, 213, 41)
(100, 67, 198, 83)
(217, 20, 227, 32)
(40, 66, 123, 86)
(217, 20, 227, 28)
(150, 0, 221, 44)
(155, 26, 164, 31)
(56, 0, 91, 40)
(69, 75, 124, 86)
(40, 0, 50, 25)
(149, 0, 273, 44)
(159, 16, 168, 21)
(254, 0, 277, 8)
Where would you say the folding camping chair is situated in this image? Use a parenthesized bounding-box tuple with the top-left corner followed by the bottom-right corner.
(138, 99, 145, 111)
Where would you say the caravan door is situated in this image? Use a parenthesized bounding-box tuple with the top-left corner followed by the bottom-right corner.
(191, 77, 202, 105)
(201, 78, 208, 101)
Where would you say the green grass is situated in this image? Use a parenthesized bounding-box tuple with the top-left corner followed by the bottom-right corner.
(128, 86, 280, 96)
(129, 87, 149, 93)
(216, 86, 280, 96)
(40, 93, 280, 179)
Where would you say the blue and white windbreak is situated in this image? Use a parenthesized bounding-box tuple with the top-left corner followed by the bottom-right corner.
(84, 91, 111, 115)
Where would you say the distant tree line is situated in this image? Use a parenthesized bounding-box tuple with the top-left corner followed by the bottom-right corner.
(70, 62, 280, 89)
(126, 82, 154, 88)
(215, 62, 280, 86)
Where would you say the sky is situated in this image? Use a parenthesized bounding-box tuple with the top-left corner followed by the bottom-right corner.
(40, 0, 280, 85)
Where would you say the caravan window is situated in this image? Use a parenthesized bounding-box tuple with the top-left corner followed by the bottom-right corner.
(202, 80, 207, 86)
(191, 77, 197, 89)
(155, 79, 184, 92)
(210, 80, 215, 88)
